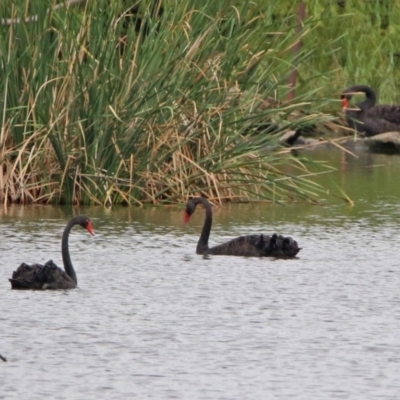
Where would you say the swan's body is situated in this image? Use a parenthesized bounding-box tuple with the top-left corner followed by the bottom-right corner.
(184, 197, 300, 258)
(341, 85, 400, 137)
(9, 215, 94, 290)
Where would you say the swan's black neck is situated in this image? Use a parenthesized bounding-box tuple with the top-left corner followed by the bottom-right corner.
(195, 197, 213, 254)
(61, 217, 78, 285)
(344, 85, 377, 109)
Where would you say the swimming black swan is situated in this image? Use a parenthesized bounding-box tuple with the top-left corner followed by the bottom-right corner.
(341, 85, 400, 136)
(184, 197, 300, 258)
(9, 215, 95, 290)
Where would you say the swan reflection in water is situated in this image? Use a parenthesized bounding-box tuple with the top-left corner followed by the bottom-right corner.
(9, 215, 94, 290)
(184, 197, 300, 258)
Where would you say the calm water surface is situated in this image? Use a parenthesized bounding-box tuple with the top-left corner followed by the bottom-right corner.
(1, 143, 400, 399)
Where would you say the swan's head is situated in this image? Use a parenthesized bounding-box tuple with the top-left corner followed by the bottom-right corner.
(341, 88, 366, 110)
(184, 197, 211, 224)
(184, 200, 196, 223)
(85, 219, 95, 236)
(341, 91, 355, 110)
(76, 215, 95, 236)
(341, 96, 349, 110)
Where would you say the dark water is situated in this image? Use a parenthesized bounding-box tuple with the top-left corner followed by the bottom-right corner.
(1, 142, 400, 399)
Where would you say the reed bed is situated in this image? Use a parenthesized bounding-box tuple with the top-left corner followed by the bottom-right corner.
(291, 0, 400, 106)
(0, 0, 350, 205)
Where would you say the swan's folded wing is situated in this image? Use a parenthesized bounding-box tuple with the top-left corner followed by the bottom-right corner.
(367, 105, 400, 125)
(261, 234, 301, 258)
(33, 260, 75, 289)
(208, 234, 268, 257)
(9, 262, 44, 289)
(9, 260, 74, 290)
(8, 278, 38, 289)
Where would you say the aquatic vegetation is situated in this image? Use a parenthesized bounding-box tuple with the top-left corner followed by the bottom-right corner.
(294, 0, 400, 106)
(0, 0, 347, 205)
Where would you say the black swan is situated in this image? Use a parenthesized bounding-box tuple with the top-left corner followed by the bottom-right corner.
(341, 85, 400, 136)
(184, 197, 300, 258)
(9, 215, 94, 290)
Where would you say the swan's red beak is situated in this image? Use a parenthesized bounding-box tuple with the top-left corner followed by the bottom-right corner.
(184, 212, 191, 224)
(342, 98, 349, 110)
(86, 221, 95, 236)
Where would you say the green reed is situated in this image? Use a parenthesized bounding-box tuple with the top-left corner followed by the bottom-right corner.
(289, 0, 400, 107)
(0, 0, 345, 205)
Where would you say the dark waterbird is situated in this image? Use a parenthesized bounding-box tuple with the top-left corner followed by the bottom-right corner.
(341, 85, 400, 137)
(9, 215, 94, 290)
(184, 197, 300, 258)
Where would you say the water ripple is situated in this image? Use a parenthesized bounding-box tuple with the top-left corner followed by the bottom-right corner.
(1, 195, 400, 399)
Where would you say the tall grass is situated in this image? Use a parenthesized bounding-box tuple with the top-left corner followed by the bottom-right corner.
(0, 0, 342, 205)
(281, 0, 400, 107)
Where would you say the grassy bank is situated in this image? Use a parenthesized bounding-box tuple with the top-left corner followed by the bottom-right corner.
(290, 0, 400, 106)
(0, 0, 385, 206)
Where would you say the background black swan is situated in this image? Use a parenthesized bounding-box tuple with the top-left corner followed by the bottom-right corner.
(184, 197, 300, 258)
(9, 215, 94, 290)
(341, 85, 400, 136)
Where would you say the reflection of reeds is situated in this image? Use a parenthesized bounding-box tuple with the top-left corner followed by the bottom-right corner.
(0, 0, 339, 205)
